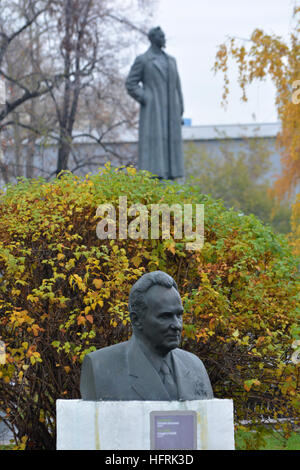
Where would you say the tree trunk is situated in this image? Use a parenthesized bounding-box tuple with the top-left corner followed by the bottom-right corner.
(12, 111, 23, 178)
(0, 147, 10, 184)
(56, 128, 71, 175)
(26, 135, 35, 179)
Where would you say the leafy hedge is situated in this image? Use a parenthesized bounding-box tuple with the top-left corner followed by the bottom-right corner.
(0, 165, 299, 449)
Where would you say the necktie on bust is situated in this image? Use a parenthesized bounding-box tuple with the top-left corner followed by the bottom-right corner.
(160, 359, 178, 400)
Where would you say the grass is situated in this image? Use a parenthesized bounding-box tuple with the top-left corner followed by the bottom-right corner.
(0, 444, 14, 450)
(1, 431, 299, 450)
(259, 432, 300, 450)
(235, 429, 300, 450)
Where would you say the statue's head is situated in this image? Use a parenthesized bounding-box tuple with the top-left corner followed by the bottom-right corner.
(148, 26, 166, 49)
(129, 271, 183, 355)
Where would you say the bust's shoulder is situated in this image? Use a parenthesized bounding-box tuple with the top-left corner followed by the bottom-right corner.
(85, 341, 129, 364)
(173, 347, 205, 368)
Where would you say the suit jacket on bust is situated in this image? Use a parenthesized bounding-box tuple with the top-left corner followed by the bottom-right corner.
(80, 336, 214, 401)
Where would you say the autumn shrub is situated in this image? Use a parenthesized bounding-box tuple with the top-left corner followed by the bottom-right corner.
(0, 165, 299, 450)
(290, 194, 300, 256)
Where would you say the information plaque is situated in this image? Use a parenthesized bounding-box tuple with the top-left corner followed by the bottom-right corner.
(150, 410, 197, 450)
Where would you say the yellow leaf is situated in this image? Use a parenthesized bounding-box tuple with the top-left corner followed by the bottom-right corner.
(31, 324, 40, 337)
(93, 279, 103, 289)
(132, 256, 142, 268)
(64, 366, 70, 374)
(167, 241, 176, 255)
(27, 295, 39, 303)
(127, 166, 137, 176)
(12, 289, 21, 296)
(77, 315, 86, 326)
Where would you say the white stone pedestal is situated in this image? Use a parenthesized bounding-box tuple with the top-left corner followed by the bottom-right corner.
(56, 399, 234, 450)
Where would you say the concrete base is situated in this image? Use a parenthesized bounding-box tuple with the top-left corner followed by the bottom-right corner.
(56, 399, 234, 450)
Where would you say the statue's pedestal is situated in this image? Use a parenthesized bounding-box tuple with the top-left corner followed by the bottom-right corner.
(56, 399, 234, 450)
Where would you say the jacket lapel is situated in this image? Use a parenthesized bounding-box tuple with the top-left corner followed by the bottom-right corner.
(172, 349, 194, 400)
(127, 337, 170, 400)
(147, 48, 168, 81)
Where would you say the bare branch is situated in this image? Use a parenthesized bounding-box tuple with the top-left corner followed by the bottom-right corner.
(106, 13, 148, 37)
(0, 1, 51, 64)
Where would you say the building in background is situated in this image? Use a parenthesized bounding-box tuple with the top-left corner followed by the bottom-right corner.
(1, 122, 282, 185)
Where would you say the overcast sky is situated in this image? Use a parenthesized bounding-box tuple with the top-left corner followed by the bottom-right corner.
(146, 0, 297, 126)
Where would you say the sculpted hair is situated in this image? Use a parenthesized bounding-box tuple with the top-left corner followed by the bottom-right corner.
(129, 271, 179, 320)
(148, 26, 163, 43)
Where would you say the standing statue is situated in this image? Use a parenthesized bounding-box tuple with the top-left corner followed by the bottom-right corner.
(80, 271, 213, 401)
(125, 27, 184, 180)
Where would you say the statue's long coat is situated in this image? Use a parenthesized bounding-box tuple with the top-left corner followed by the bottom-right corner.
(126, 47, 184, 179)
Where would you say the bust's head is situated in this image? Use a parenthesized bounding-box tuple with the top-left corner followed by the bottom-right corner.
(129, 271, 183, 356)
(148, 26, 166, 49)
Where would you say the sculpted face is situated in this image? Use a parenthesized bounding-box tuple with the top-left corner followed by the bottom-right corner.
(137, 284, 183, 356)
(150, 28, 166, 49)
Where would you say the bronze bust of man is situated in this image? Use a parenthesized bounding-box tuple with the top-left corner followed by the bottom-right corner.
(80, 271, 213, 401)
